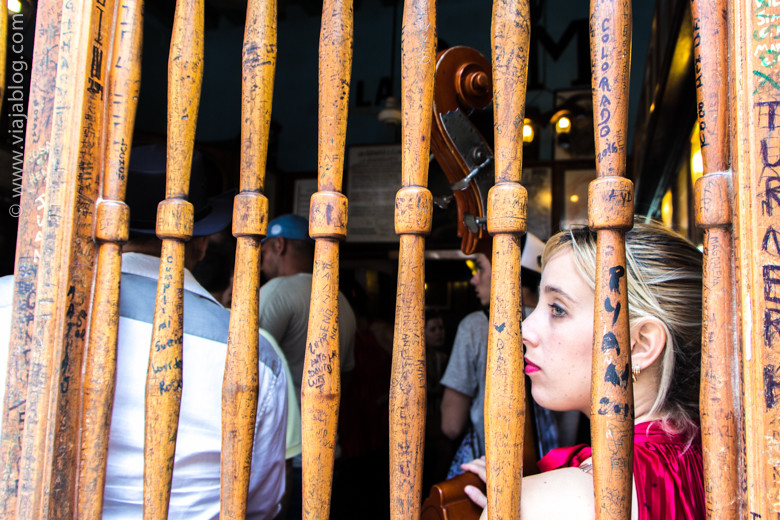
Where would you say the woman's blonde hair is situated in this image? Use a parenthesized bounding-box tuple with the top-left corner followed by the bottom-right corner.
(543, 219, 703, 438)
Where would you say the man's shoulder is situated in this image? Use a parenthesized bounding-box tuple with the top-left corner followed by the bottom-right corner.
(119, 271, 231, 344)
(459, 310, 488, 329)
(261, 273, 312, 294)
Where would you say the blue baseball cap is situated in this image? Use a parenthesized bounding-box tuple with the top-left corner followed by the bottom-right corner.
(263, 214, 313, 243)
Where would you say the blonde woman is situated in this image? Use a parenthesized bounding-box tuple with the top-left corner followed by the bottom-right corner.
(463, 221, 705, 519)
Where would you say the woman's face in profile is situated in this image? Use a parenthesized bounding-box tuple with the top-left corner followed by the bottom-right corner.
(521, 249, 595, 414)
(469, 253, 492, 307)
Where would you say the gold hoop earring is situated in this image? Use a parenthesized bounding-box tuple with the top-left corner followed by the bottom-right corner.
(632, 365, 641, 383)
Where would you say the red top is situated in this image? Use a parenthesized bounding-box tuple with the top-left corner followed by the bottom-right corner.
(536, 422, 705, 520)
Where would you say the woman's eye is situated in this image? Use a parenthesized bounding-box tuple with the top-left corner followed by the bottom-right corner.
(549, 303, 566, 317)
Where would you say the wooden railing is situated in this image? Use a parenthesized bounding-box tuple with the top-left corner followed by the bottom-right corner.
(690, 0, 741, 518)
(388, 1, 435, 518)
(302, 0, 352, 517)
(484, 1, 530, 517)
(77, 1, 143, 518)
(588, 2, 635, 518)
(2, 0, 779, 518)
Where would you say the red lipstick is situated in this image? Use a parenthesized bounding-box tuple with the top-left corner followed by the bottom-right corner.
(524, 357, 540, 374)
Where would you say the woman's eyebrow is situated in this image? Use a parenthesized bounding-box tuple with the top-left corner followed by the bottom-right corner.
(543, 284, 575, 303)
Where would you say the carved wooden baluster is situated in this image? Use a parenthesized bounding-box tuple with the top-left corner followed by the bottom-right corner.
(300, 0, 352, 517)
(388, 0, 435, 518)
(143, 0, 203, 517)
(220, 0, 275, 516)
(730, 0, 780, 515)
(484, 1, 530, 517)
(11, 1, 113, 517)
(690, 1, 741, 518)
(0, 3, 61, 516)
(588, 1, 634, 519)
(77, 1, 143, 518)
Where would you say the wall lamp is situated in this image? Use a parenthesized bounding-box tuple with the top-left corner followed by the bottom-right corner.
(550, 109, 573, 135)
(522, 118, 535, 144)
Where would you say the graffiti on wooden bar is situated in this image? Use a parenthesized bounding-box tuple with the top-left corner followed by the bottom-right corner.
(597, 396, 630, 416)
(595, 17, 612, 136)
(764, 226, 780, 255)
(757, 100, 780, 367)
(753, 1, 780, 92)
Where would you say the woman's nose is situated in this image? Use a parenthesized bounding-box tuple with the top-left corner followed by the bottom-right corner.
(521, 307, 539, 347)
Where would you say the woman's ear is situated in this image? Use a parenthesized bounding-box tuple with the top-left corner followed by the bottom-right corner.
(629, 317, 667, 371)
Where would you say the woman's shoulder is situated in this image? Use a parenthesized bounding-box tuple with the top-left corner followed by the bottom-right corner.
(520, 467, 596, 520)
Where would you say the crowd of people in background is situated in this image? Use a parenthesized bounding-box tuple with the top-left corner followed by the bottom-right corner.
(0, 141, 707, 520)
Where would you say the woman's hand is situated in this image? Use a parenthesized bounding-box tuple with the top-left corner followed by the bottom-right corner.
(461, 456, 487, 509)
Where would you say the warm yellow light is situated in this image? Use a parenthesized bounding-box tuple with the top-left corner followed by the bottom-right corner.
(7, 0, 22, 13)
(690, 124, 704, 185)
(522, 119, 535, 143)
(539, 190, 552, 209)
(465, 259, 477, 276)
(661, 189, 673, 228)
(691, 150, 703, 177)
(556, 116, 571, 133)
(569, 194, 579, 203)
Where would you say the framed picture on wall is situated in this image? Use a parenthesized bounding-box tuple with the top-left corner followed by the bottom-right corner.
(558, 166, 596, 229)
(293, 177, 318, 218)
(521, 165, 553, 240)
(552, 90, 595, 161)
(345, 144, 402, 243)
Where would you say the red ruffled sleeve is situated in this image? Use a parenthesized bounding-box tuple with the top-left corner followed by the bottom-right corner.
(536, 422, 705, 520)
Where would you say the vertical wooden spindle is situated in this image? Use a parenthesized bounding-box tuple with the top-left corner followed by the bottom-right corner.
(484, 0, 530, 518)
(13, 0, 112, 517)
(77, 1, 143, 518)
(389, 0, 435, 518)
(730, 0, 780, 515)
(220, 0, 275, 515)
(690, 0, 741, 518)
(143, 0, 203, 517)
(0, 4, 61, 516)
(300, 0, 352, 518)
(588, 1, 634, 519)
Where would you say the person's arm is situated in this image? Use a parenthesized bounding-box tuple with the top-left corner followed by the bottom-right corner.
(439, 314, 481, 439)
(245, 346, 289, 519)
(441, 387, 472, 439)
(461, 457, 597, 520)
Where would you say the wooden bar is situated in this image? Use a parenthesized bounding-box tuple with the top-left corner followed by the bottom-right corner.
(300, 0, 352, 517)
(143, 0, 203, 517)
(729, 0, 780, 516)
(484, 0, 530, 517)
(690, 0, 742, 518)
(389, 0, 435, 518)
(588, 1, 635, 519)
(0, 3, 62, 516)
(77, 1, 143, 518)
(14, 0, 112, 516)
(219, 0, 275, 515)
